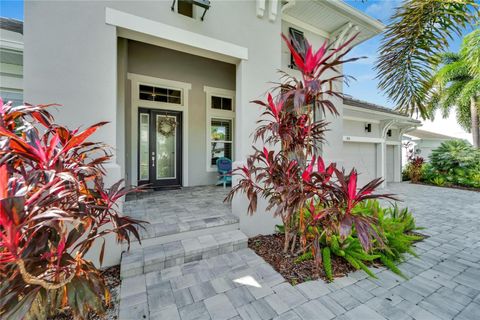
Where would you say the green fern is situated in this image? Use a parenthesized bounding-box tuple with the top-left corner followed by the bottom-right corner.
(322, 247, 333, 281)
(344, 254, 360, 269)
(294, 251, 313, 264)
(356, 259, 378, 279)
(349, 251, 380, 261)
(344, 254, 377, 278)
(379, 254, 407, 279)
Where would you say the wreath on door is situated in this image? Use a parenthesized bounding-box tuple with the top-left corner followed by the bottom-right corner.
(157, 116, 177, 137)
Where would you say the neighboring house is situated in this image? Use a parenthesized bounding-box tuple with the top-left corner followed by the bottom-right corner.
(21, 1, 420, 266)
(0, 17, 23, 106)
(402, 129, 457, 165)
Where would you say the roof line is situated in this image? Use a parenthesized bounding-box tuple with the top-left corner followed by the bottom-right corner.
(0, 17, 23, 34)
(343, 96, 421, 123)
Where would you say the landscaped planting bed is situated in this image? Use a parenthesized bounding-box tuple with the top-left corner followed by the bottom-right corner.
(49, 266, 120, 320)
(247, 199, 424, 284)
(404, 140, 480, 191)
(223, 34, 425, 286)
(249, 234, 358, 284)
(0, 100, 144, 319)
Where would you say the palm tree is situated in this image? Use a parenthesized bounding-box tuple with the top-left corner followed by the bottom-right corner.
(375, 0, 479, 118)
(427, 31, 480, 147)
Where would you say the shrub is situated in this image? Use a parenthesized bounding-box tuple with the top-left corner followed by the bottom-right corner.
(431, 176, 446, 186)
(430, 139, 480, 172)
(0, 100, 145, 319)
(226, 33, 396, 269)
(292, 200, 421, 280)
(419, 140, 480, 189)
(407, 156, 424, 183)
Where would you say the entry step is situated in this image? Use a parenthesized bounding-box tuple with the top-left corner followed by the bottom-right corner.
(136, 215, 239, 241)
(121, 229, 248, 279)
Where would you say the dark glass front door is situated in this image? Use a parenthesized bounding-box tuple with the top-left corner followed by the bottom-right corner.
(138, 108, 182, 188)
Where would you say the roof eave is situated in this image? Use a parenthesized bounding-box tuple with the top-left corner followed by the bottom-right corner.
(322, 0, 385, 35)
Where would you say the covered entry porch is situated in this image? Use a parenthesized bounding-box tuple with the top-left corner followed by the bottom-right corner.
(124, 185, 237, 247)
(110, 8, 250, 190)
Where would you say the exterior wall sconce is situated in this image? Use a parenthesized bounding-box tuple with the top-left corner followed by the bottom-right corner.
(387, 129, 392, 137)
(171, 0, 211, 21)
(365, 123, 372, 133)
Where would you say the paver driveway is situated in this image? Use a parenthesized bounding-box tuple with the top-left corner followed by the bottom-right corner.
(119, 183, 480, 320)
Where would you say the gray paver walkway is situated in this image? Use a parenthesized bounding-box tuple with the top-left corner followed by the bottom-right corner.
(119, 183, 480, 320)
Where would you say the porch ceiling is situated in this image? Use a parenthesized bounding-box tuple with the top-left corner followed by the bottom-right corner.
(282, 0, 384, 43)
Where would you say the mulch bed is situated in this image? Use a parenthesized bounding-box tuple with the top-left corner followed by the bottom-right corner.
(248, 234, 365, 285)
(49, 265, 120, 320)
(249, 231, 427, 286)
(411, 181, 480, 193)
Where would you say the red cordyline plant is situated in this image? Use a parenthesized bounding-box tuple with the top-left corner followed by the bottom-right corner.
(226, 34, 395, 265)
(408, 156, 425, 183)
(0, 99, 144, 320)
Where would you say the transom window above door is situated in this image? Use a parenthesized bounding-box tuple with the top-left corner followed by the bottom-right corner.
(211, 96, 233, 111)
(139, 84, 182, 104)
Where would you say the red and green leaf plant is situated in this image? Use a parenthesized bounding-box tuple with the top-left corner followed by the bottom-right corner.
(226, 34, 396, 271)
(0, 99, 145, 320)
(407, 156, 425, 183)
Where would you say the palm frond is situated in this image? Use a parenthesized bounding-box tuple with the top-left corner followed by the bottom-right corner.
(439, 80, 468, 117)
(375, 0, 479, 118)
(461, 29, 480, 77)
(438, 52, 461, 65)
(456, 103, 473, 132)
(434, 60, 470, 85)
(457, 79, 480, 107)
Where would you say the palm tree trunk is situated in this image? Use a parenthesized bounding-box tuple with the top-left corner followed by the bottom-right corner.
(471, 96, 479, 148)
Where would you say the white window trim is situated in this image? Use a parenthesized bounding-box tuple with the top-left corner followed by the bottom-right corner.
(129, 73, 192, 186)
(204, 86, 235, 172)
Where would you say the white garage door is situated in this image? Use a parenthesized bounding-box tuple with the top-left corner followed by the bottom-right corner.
(386, 145, 395, 182)
(343, 142, 377, 186)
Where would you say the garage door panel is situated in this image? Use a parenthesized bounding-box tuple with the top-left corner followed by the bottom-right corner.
(343, 142, 377, 186)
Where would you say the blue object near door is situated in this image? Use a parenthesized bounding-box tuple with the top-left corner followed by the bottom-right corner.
(216, 157, 232, 188)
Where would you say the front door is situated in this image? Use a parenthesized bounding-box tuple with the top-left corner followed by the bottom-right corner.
(138, 108, 182, 188)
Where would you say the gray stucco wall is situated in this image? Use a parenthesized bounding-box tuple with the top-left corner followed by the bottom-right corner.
(126, 40, 236, 186)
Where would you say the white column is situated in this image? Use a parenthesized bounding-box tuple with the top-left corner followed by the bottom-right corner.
(393, 144, 402, 182)
(377, 142, 386, 187)
(235, 60, 247, 161)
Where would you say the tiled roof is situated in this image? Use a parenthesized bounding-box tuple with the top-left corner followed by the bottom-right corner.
(0, 17, 23, 34)
(343, 95, 418, 120)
